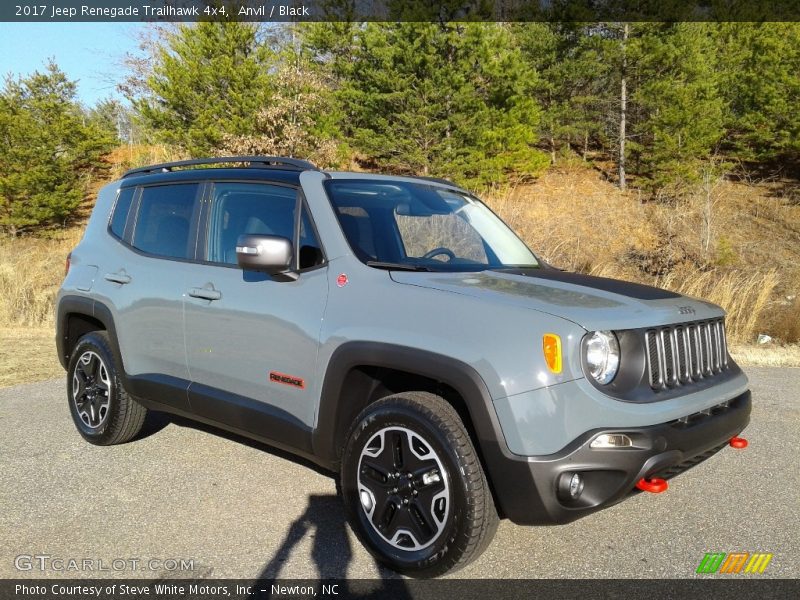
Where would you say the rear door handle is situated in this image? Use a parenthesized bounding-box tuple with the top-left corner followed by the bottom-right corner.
(104, 272, 131, 285)
(188, 287, 222, 301)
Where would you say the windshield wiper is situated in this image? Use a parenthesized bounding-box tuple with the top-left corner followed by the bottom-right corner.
(493, 264, 544, 272)
(366, 261, 432, 272)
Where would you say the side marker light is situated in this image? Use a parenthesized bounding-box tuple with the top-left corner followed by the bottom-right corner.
(543, 333, 562, 374)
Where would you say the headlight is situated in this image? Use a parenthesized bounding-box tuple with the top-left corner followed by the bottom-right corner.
(584, 330, 620, 385)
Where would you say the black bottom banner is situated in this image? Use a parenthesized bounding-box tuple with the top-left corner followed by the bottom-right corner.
(1, 579, 798, 600)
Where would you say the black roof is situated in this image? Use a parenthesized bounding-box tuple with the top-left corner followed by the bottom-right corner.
(118, 168, 307, 188)
(118, 155, 462, 190)
(121, 156, 318, 179)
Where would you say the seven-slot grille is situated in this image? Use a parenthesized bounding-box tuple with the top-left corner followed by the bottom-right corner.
(645, 319, 728, 390)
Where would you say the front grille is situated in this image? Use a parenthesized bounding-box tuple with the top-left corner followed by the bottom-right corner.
(645, 319, 729, 390)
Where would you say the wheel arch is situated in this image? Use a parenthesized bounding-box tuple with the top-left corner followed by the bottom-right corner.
(312, 342, 513, 513)
(57, 295, 121, 371)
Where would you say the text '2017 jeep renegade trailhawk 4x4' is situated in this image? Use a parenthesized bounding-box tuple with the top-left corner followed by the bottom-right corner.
(57, 157, 751, 577)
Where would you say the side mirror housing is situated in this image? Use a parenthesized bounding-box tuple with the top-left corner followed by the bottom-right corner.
(236, 234, 295, 278)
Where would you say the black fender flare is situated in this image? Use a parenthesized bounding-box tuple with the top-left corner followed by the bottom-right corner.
(56, 295, 122, 371)
(311, 341, 525, 517)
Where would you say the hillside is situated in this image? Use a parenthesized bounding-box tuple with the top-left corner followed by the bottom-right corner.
(0, 163, 798, 387)
(488, 167, 800, 344)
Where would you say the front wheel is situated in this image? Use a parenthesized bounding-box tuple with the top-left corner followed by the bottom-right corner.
(340, 392, 498, 578)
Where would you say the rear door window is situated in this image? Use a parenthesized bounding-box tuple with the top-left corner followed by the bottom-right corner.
(131, 184, 201, 260)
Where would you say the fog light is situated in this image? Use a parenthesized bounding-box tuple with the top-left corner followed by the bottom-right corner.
(569, 473, 583, 498)
(558, 472, 585, 501)
(590, 433, 633, 449)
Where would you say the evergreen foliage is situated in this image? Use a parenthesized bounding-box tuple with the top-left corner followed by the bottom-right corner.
(308, 22, 549, 187)
(133, 22, 272, 155)
(128, 21, 800, 191)
(0, 62, 113, 234)
(6, 22, 800, 235)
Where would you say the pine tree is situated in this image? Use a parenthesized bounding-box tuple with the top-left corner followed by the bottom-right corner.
(134, 22, 272, 155)
(717, 22, 800, 162)
(220, 23, 342, 166)
(516, 23, 617, 164)
(310, 22, 548, 187)
(631, 23, 726, 189)
(87, 98, 137, 143)
(519, 23, 727, 190)
(0, 62, 112, 234)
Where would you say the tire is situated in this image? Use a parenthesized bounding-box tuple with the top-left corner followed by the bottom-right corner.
(66, 331, 147, 445)
(340, 391, 498, 578)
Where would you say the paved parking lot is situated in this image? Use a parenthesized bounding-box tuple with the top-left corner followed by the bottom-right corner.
(1, 367, 798, 579)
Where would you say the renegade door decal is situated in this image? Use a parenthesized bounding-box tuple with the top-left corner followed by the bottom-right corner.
(269, 371, 306, 389)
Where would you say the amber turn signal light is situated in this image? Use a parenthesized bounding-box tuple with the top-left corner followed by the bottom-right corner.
(543, 333, 562, 374)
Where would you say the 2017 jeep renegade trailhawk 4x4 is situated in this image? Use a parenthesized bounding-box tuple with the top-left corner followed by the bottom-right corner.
(57, 157, 750, 577)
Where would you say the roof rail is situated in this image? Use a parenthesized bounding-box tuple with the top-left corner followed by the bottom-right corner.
(121, 156, 319, 178)
(413, 175, 461, 188)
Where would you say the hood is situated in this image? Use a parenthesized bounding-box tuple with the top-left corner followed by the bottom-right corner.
(389, 268, 724, 331)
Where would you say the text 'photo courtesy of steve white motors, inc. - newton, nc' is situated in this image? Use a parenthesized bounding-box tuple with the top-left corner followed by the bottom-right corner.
(14, 582, 349, 599)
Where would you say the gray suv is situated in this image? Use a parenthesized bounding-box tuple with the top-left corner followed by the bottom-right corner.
(56, 156, 751, 577)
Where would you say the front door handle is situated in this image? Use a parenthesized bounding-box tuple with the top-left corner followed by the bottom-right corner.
(188, 287, 222, 301)
(104, 271, 131, 285)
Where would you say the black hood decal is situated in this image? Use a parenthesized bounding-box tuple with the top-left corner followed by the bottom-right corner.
(494, 268, 681, 301)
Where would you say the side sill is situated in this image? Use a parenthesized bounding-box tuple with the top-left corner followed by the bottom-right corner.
(122, 373, 325, 470)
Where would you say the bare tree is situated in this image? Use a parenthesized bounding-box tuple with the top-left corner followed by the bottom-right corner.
(699, 160, 723, 256)
(618, 23, 628, 191)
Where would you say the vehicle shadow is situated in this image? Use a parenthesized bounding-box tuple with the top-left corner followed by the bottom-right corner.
(247, 494, 412, 599)
(135, 409, 173, 439)
(137, 411, 413, 595)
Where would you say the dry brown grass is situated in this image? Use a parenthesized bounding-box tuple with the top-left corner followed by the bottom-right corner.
(0, 327, 63, 388)
(729, 344, 800, 368)
(655, 269, 778, 343)
(489, 169, 660, 276)
(105, 144, 188, 180)
(768, 296, 800, 342)
(485, 167, 800, 344)
(0, 228, 83, 326)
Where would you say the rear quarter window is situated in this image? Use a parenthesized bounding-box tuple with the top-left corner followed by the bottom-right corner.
(109, 188, 135, 240)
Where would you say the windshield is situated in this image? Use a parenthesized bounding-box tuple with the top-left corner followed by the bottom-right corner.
(325, 180, 539, 272)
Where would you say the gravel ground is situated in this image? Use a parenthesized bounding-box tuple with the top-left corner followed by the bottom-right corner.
(1, 367, 797, 579)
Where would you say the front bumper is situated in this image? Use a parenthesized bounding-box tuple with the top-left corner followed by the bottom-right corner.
(492, 389, 751, 525)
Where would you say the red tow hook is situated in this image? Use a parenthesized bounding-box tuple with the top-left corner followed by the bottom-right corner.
(636, 477, 668, 494)
(730, 436, 748, 449)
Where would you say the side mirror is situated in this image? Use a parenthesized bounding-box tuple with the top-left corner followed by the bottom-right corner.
(235, 234, 295, 277)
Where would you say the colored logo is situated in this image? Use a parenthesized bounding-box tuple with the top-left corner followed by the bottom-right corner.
(696, 552, 773, 574)
(269, 371, 305, 389)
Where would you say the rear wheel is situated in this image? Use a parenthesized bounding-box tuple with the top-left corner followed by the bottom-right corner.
(341, 392, 498, 578)
(67, 331, 147, 445)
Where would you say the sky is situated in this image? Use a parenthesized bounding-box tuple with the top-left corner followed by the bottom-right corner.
(0, 23, 146, 106)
